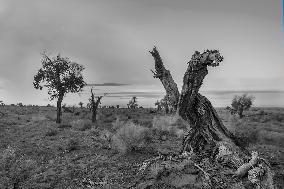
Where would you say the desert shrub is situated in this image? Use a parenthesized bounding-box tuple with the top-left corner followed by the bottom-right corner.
(45, 129, 58, 136)
(70, 119, 93, 131)
(58, 123, 72, 129)
(74, 111, 80, 116)
(227, 114, 259, 147)
(258, 130, 284, 147)
(111, 117, 125, 131)
(111, 122, 153, 154)
(65, 138, 79, 152)
(152, 115, 187, 140)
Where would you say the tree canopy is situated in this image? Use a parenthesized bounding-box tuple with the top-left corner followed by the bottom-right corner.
(33, 53, 86, 100)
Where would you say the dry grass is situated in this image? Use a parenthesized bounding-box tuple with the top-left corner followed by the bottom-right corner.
(0, 106, 283, 188)
(152, 115, 188, 140)
(70, 119, 93, 131)
(111, 121, 153, 154)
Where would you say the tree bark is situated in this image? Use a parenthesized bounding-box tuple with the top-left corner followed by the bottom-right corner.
(56, 95, 63, 123)
(178, 51, 237, 153)
(149, 47, 180, 110)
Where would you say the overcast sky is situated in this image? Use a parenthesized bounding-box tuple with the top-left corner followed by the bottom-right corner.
(0, 0, 283, 107)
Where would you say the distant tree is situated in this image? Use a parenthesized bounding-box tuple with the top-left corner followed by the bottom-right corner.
(46, 104, 52, 107)
(155, 100, 162, 111)
(127, 96, 138, 109)
(116, 105, 120, 109)
(78, 102, 84, 108)
(33, 53, 86, 123)
(0, 101, 5, 106)
(17, 102, 23, 107)
(89, 88, 104, 123)
(228, 94, 254, 118)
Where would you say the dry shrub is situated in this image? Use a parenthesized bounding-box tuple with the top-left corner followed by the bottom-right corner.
(111, 117, 125, 131)
(152, 115, 187, 139)
(0, 146, 36, 188)
(70, 119, 93, 131)
(65, 138, 79, 152)
(258, 130, 284, 147)
(227, 114, 259, 147)
(111, 122, 152, 154)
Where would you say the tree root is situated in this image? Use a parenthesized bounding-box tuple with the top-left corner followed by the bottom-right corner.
(133, 144, 275, 189)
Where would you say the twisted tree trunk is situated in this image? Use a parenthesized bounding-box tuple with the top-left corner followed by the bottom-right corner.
(143, 47, 275, 189)
(150, 47, 236, 153)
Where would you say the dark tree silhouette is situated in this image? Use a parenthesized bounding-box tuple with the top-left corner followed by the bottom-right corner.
(78, 102, 84, 108)
(89, 88, 103, 123)
(33, 53, 86, 123)
(127, 96, 138, 109)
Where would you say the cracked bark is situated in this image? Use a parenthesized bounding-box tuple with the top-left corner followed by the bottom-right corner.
(149, 47, 180, 111)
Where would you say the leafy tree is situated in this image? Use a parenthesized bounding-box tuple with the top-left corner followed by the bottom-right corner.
(230, 94, 254, 118)
(33, 53, 86, 123)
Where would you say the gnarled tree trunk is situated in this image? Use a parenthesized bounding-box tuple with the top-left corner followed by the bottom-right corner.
(150, 47, 236, 153)
(141, 47, 275, 189)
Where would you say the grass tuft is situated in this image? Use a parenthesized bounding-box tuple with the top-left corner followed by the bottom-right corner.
(111, 122, 153, 154)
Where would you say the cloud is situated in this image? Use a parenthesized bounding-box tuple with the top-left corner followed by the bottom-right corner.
(87, 83, 129, 87)
(105, 91, 164, 99)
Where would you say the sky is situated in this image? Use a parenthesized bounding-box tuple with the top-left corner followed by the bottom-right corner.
(0, 0, 283, 107)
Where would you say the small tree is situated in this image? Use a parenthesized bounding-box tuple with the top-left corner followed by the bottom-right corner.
(230, 94, 254, 118)
(0, 101, 5, 106)
(78, 102, 84, 108)
(17, 103, 23, 107)
(89, 88, 104, 123)
(127, 96, 138, 109)
(33, 53, 86, 123)
(155, 100, 162, 111)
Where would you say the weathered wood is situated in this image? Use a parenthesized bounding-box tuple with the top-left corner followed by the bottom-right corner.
(149, 47, 180, 110)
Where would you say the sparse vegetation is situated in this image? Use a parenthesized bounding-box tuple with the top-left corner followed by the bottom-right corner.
(0, 106, 283, 188)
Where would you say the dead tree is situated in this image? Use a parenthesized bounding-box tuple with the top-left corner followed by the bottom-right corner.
(150, 47, 236, 153)
(142, 47, 275, 188)
(89, 89, 103, 123)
